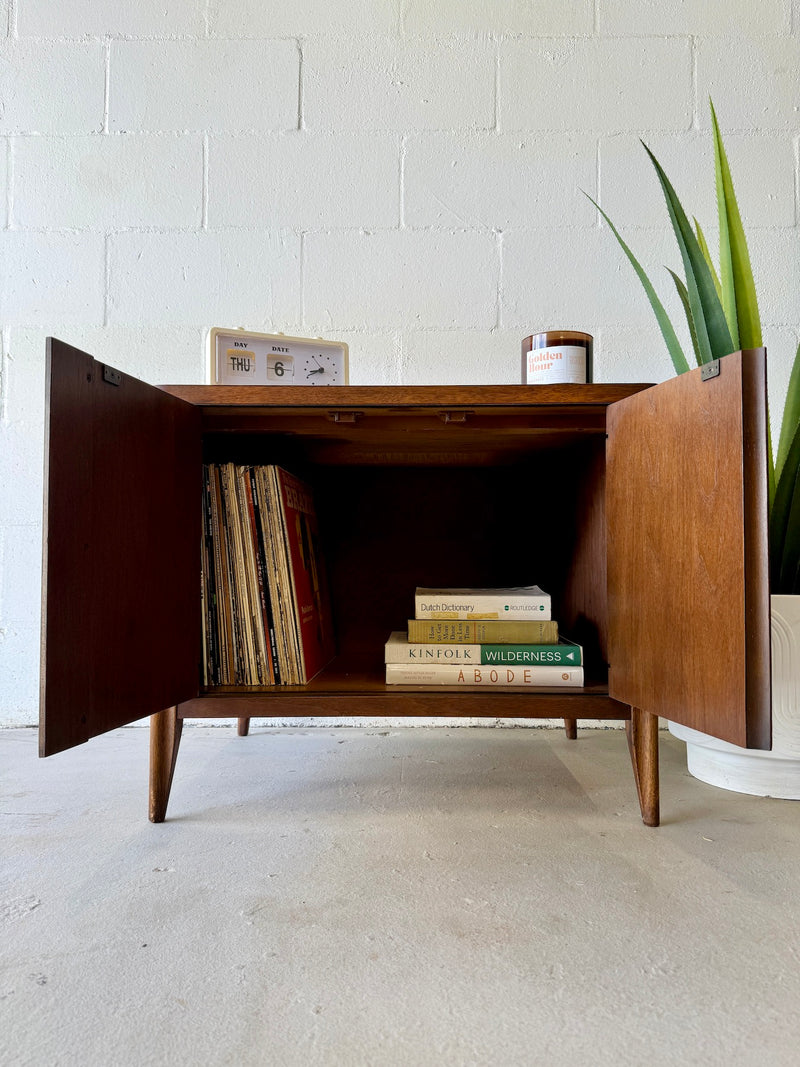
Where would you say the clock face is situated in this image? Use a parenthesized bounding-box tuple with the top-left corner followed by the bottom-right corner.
(301, 350, 344, 385)
(210, 329, 349, 386)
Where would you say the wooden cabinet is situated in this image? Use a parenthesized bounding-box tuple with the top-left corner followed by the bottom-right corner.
(39, 338, 772, 826)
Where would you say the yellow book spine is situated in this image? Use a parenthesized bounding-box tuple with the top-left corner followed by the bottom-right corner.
(406, 619, 558, 644)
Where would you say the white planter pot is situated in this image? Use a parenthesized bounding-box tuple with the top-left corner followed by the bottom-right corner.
(668, 594, 800, 799)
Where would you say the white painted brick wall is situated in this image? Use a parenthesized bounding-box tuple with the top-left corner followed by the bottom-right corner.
(208, 133, 400, 229)
(303, 37, 496, 131)
(401, 0, 594, 35)
(0, 232, 106, 323)
(404, 133, 596, 229)
(17, 0, 208, 37)
(0, 40, 105, 133)
(0, 142, 7, 228)
(499, 37, 693, 132)
(109, 40, 301, 133)
(209, 0, 399, 37)
(107, 230, 301, 324)
(502, 227, 687, 334)
(597, 0, 791, 35)
(13, 135, 204, 229)
(1, 0, 799, 725)
(697, 36, 800, 131)
(305, 230, 499, 329)
(599, 132, 796, 230)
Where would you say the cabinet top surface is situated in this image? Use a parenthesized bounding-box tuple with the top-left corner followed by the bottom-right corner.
(159, 383, 652, 411)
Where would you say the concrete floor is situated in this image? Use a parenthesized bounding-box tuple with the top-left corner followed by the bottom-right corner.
(2, 724, 800, 1067)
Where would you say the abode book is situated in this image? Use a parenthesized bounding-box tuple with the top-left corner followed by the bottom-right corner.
(385, 631, 582, 665)
(407, 618, 558, 644)
(414, 585, 550, 620)
(385, 663, 584, 686)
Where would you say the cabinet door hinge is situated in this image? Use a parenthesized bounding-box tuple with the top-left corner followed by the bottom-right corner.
(102, 365, 122, 387)
(701, 360, 720, 382)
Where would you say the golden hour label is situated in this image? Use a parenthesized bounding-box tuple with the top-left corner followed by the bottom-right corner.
(526, 344, 586, 384)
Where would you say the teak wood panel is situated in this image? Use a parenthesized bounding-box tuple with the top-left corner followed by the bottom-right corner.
(556, 439, 609, 664)
(179, 687, 629, 720)
(161, 383, 652, 408)
(40, 339, 202, 756)
(606, 350, 771, 749)
(162, 383, 652, 464)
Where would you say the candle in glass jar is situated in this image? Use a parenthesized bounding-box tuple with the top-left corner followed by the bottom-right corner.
(522, 330, 593, 385)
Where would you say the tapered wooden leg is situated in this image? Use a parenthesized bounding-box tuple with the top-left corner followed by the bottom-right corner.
(625, 707, 660, 827)
(563, 717, 578, 740)
(149, 706, 183, 823)
(237, 717, 251, 737)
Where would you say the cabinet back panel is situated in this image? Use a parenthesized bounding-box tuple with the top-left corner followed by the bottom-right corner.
(314, 464, 595, 663)
(199, 431, 609, 673)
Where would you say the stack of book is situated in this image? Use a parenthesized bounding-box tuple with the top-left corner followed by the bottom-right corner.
(384, 585, 583, 687)
(201, 463, 335, 687)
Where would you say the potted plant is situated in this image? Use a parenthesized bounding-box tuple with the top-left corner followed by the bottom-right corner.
(590, 101, 800, 797)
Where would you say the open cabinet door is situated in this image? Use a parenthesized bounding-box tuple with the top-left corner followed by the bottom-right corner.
(606, 350, 771, 750)
(40, 339, 202, 756)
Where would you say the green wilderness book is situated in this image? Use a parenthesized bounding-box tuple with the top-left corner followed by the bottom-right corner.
(406, 618, 558, 644)
(386, 631, 580, 664)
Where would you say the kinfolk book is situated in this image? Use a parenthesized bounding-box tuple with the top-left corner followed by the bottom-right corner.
(414, 585, 551, 620)
(384, 631, 582, 666)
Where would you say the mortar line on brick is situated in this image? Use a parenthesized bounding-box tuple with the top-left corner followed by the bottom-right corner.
(202, 135, 209, 229)
(690, 36, 699, 130)
(395, 329, 406, 383)
(5, 139, 12, 229)
(399, 134, 406, 228)
(0, 331, 6, 420)
(103, 39, 111, 133)
(493, 41, 500, 131)
(300, 231, 306, 324)
(103, 234, 110, 327)
(297, 39, 305, 130)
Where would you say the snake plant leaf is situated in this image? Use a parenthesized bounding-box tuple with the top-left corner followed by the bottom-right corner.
(667, 268, 702, 367)
(775, 340, 800, 485)
(641, 141, 734, 365)
(694, 218, 722, 305)
(711, 99, 762, 350)
(771, 426, 800, 593)
(770, 419, 800, 592)
(585, 193, 690, 375)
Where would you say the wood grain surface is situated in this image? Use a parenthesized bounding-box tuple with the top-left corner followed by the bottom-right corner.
(606, 351, 771, 749)
(40, 339, 202, 756)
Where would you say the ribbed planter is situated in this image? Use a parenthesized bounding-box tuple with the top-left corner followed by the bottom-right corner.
(668, 594, 800, 799)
